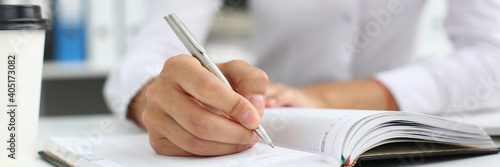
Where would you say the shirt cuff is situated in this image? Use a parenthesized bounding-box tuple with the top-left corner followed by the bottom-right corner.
(374, 64, 445, 115)
(104, 64, 162, 120)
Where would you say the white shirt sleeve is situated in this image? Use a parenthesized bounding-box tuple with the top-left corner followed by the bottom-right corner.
(103, 0, 222, 119)
(376, 1, 500, 116)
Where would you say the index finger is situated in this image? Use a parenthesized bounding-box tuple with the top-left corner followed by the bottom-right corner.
(168, 55, 261, 130)
(218, 60, 269, 117)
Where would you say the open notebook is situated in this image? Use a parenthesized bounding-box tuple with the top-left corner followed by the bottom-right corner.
(40, 108, 499, 167)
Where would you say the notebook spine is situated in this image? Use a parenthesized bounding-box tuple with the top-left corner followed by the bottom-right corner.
(44, 138, 79, 165)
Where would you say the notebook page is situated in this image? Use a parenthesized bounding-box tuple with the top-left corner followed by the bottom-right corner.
(344, 112, 497, 161)
(446, 109, 500, 135)
(105, 134, 329, 167)
(261, 108, 380, 158)
(49, 134, 340, 167)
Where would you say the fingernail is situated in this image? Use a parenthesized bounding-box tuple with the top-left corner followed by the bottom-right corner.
(249, 94, 265, 113)
(241, 110, 259, 128)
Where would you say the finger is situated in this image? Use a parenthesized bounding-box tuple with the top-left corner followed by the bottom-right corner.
(277, 88, 299, 107)
(218, 60, 269, 117)
(266, 83, 284, 96)
(142, 104, 193, 156)
(149, 133, 194, 156)
(266, 83, 286, 107)
(266, 84, 299, 107)
(144, 105, 259, 156)
(269, 90, 289, 107)
(147, 81, 256, 144)
(163, 55, 260, 129)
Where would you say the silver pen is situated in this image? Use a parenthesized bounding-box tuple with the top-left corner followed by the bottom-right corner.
(164, 13, 274, 148)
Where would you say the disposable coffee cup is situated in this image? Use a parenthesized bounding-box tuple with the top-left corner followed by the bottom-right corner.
(0, 5, 49, 166)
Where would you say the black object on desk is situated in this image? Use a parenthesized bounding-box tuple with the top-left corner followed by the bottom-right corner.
(39, 151, 71, 167)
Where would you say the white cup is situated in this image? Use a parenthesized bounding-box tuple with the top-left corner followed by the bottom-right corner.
(0, 5, 49, 166)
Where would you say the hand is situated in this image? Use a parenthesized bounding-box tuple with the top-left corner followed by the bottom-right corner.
(265, 80, 399, 110)
(128, 55, 269, 156)
(265, 83, 323, 108)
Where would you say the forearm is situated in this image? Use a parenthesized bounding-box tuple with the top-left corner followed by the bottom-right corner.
(300, 79, 399, 110)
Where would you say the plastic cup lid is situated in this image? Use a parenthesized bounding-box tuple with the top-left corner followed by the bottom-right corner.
(0, 5, 50, 30)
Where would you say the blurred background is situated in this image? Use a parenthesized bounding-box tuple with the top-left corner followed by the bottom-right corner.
(0, 0, 452, 116)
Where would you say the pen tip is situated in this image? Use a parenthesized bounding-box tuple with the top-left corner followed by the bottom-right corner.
(269, 143, 275, 148)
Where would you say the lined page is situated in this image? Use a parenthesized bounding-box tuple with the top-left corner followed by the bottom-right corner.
(49, 134, 340, 167)
(260, 108, 379, 155)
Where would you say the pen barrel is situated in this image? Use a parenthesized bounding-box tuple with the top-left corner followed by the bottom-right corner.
(165, 13, 273, 148)
(255, 124, 273, 145)
(205, 63, 233, 90)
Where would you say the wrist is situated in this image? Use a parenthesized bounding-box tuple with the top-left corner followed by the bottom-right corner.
(299, 86, 334, 108)
(371, 79, 399, 111)
(299, 79, 399, 110)
(127, 78, 156, 128)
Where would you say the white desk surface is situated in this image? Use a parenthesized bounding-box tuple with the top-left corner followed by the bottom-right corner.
(22, 114, 500, 167)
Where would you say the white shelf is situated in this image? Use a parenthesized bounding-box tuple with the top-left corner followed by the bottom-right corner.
(42, 61, 114, 80)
